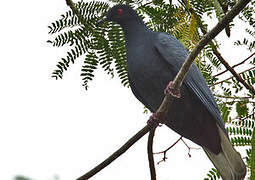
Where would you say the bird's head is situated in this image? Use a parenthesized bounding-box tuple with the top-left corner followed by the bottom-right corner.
(97, 4, 138, 25)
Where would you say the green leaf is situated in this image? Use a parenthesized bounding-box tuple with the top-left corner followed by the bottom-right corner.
(236, 100, 249, 117)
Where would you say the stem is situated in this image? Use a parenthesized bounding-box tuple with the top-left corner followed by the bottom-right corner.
(212, 49, 255, 94)
(213, 52, 255, 77)
(154, 137, 182, 155)
(148, 128, 157, 180)
(214, 94, 252, 99)
(212, 66, 255, 86)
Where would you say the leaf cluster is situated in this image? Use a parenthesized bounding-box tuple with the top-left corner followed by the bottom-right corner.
(204, 168, 220, 180)
(48, 1, 128, 89)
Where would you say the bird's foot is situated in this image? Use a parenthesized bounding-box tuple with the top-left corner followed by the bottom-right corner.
(147, 113, 160, 127)
(164, 81, 181, 98)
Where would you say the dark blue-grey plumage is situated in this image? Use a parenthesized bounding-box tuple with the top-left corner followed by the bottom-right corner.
(98, 4, 246, 179)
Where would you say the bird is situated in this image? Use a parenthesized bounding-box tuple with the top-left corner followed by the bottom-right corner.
(97, 4, 246, 180)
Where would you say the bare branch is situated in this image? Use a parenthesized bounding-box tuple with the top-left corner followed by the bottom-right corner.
(154, 137, 182, 164)
(214, 94, 253, 99)
(147, 128, 157, 180)
(154, 137, 200, 163)
(212, 66, 255, 86)
(228, 113, 255, 123)
(77, 124, 154, 180)
(180, 138, 200, 157)
(212, 49, 255, 94)
(213, 52, 255, 77)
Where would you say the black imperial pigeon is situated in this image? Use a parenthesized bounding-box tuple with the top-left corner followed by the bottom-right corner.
(97, 4, 246, 180)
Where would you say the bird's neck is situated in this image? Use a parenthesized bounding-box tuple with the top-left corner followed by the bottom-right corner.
(120, 19, 149, 45)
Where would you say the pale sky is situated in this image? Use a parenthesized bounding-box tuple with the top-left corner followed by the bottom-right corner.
(0, 0, 249, 180)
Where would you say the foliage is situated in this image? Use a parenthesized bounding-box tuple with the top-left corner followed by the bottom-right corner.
(48, 0, 255, 179)
(204, 168, 220, 180)
(48, 1, 128, 89)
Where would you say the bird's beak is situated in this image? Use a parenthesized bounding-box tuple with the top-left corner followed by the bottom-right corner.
(96, 17, 108, 26)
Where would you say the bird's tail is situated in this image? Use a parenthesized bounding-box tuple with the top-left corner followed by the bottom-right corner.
(203, 124, 246, 180)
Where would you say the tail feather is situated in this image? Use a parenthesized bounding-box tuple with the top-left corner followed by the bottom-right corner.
(203, 124, 246, 180)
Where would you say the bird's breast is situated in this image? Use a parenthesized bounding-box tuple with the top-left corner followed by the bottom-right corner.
(126, 43, 174, 111)
(127, 44, 157, 80)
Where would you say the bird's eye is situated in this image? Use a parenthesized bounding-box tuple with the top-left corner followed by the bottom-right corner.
(117, 8, 123, 15)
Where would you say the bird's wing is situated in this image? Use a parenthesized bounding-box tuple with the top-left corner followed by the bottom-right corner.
(154, 32, 226, 131)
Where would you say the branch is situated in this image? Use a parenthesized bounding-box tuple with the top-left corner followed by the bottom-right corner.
(77, 124, 154, 180)
(180, 138, 200, 157)
(214, 94, 253, 99)
(212, 66, 255, 86)
(74, 0, 251, 179)
(147, 128, 157, 180)
(189, 3, 255, 94)
(213, 52, 255, 77)
(212, 49, 255, 94)
(154, 137, 182, 164)
(229, 113, 255, 123)
(213, 95, 255, 103)
(154, 137, 200, 163)
(230, 100, 255, 103)
(156, 0, 252, 113)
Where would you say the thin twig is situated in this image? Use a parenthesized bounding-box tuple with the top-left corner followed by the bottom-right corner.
(77, 124, 154, 180)
(226, 100, 255, 103)
(180, 138, 200, 157)
(212, 66, 255, 86)
(154, 137, 182, 155)
(73, 0, 252, 179)
(147, 128, 157, 180)
(228, 113, 255, 123)
(154, 137, 200, 163)
(213, 52, 255, 77)
(154, 137, 182, 164)
(212, 49, 255, 94)
(214, 94, 252, 99)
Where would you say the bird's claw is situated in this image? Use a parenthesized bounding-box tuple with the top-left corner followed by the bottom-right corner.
(147, 113, 160, 126)
(164, 81, 181, 98)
